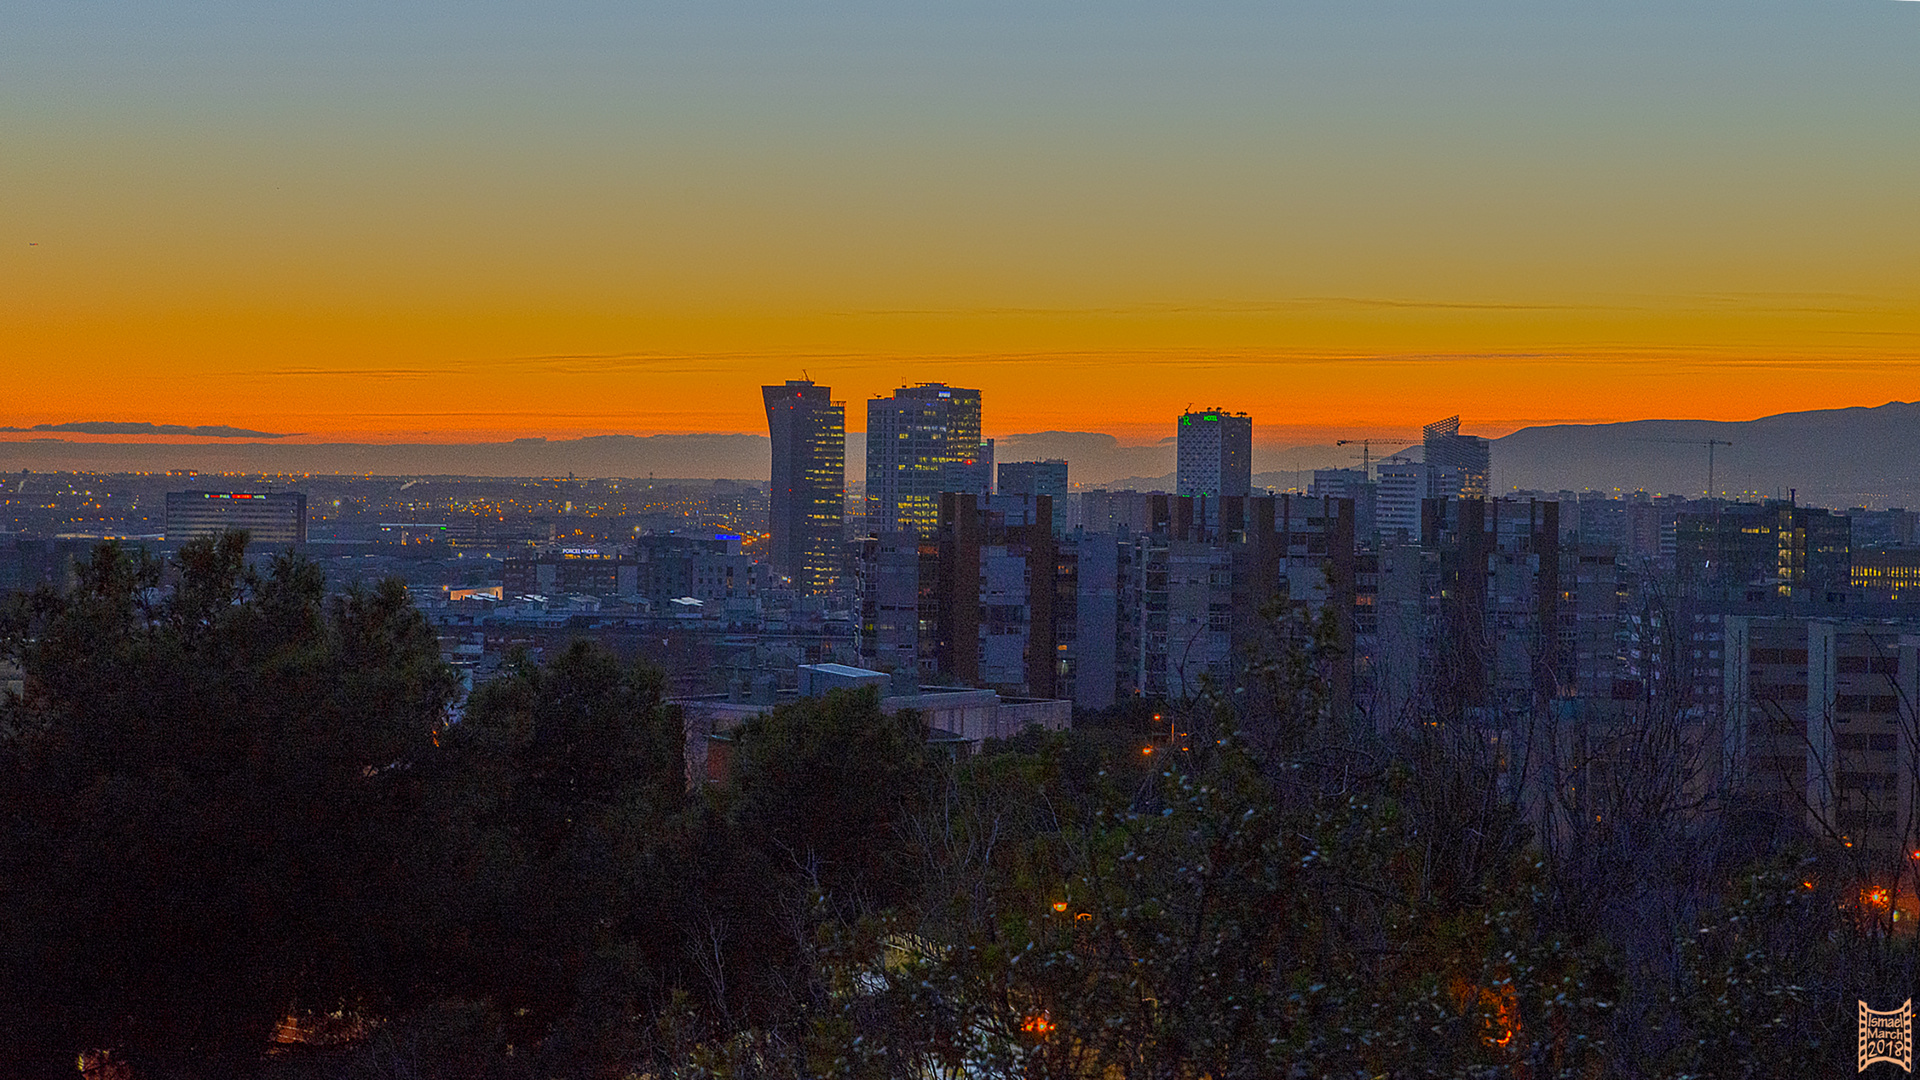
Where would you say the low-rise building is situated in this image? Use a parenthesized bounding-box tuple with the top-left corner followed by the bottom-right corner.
(164, 491, 307, 545)
(679, 662, 1072, 783)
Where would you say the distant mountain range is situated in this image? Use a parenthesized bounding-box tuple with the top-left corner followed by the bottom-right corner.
(1492, 400, 1920, 509)
(2, 401, 1915, 510)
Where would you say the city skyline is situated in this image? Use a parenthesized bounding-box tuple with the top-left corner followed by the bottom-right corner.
(8, 3, 1920, 1073)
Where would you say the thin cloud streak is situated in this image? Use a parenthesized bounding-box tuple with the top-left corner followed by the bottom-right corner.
(0, 421, 296, 438)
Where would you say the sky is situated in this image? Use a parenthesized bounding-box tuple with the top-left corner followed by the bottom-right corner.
(4, 0, 1917, 450)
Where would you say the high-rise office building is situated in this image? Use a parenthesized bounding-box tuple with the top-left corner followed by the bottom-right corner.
(865, 383, 991, 537)
(1422, 416, 1491, 500)
(763, 379, 846, 594)
(1176, 409, 1253, 503)
(164, 491, 307, 545)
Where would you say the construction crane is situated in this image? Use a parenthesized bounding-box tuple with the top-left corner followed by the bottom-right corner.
(1335, 438, 1383, 471)
(1635, 437, 1733, 498)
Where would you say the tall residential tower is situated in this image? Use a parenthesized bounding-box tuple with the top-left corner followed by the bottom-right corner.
(763, 379, 846, 594)
(1175, 409, 1253, 504)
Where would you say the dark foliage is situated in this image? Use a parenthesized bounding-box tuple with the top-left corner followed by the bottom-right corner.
(0, 536, 458, 1079)
(2, 536, 1912, 1078)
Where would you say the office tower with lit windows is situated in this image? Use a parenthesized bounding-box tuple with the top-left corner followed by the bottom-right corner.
(763, 379, 846, 594)
(1674, 501, 1851, 603)
(1175, 409, 1253, 511)
(865, 383, 991, 537)
(1422, 415, 1491, 500)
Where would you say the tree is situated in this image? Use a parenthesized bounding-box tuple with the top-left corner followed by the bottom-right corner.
(723, 686, 935, 915)
(648, 687, 939, 1073)
(0, 535, 459, 1079)
(822, 661, 1617, 1078)
(444, 638, 688, 1053)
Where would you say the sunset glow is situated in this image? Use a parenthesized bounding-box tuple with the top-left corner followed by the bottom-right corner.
(5, 2, 1917, 449)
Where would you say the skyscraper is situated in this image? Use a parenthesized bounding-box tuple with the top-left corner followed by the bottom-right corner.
(1422, 415, 1491, 500)
(866, 383, 991, 537)
(763, 379, 845, 594)
(1175, 409, 1253, 503)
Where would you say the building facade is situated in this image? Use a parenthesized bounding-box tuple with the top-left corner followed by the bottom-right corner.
(504, 549, 640, 601)
(1310, 468, 1375, 540)
(857, 531, 935, 677)
(1674, 502, 1851, 602)
(504, 535, 763, 608)
(930, 493, 1068, 699)
(1372, 459, 1427, 541)
(1723, 616, 1920, 872)
(857, 490, 1364, 713)
(763, 379, 846, 594)
(998, 459, 1069, 503)
(630, 533, 762, 606)
(1422, 416, 1491, 500)
(865, 383, 992, 538)
(1855, 548, 1920, 602)
(1373, 497, 1563, 724)
(1175, 409, 1253, 507)
(164, 491, 307, 545)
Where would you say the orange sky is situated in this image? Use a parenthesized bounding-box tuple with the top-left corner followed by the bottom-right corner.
(5, 2, 1917, 448)
(8, 293, 1914, 447)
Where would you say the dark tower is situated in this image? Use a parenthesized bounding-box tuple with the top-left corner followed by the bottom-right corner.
(763, 379, 846, 594)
